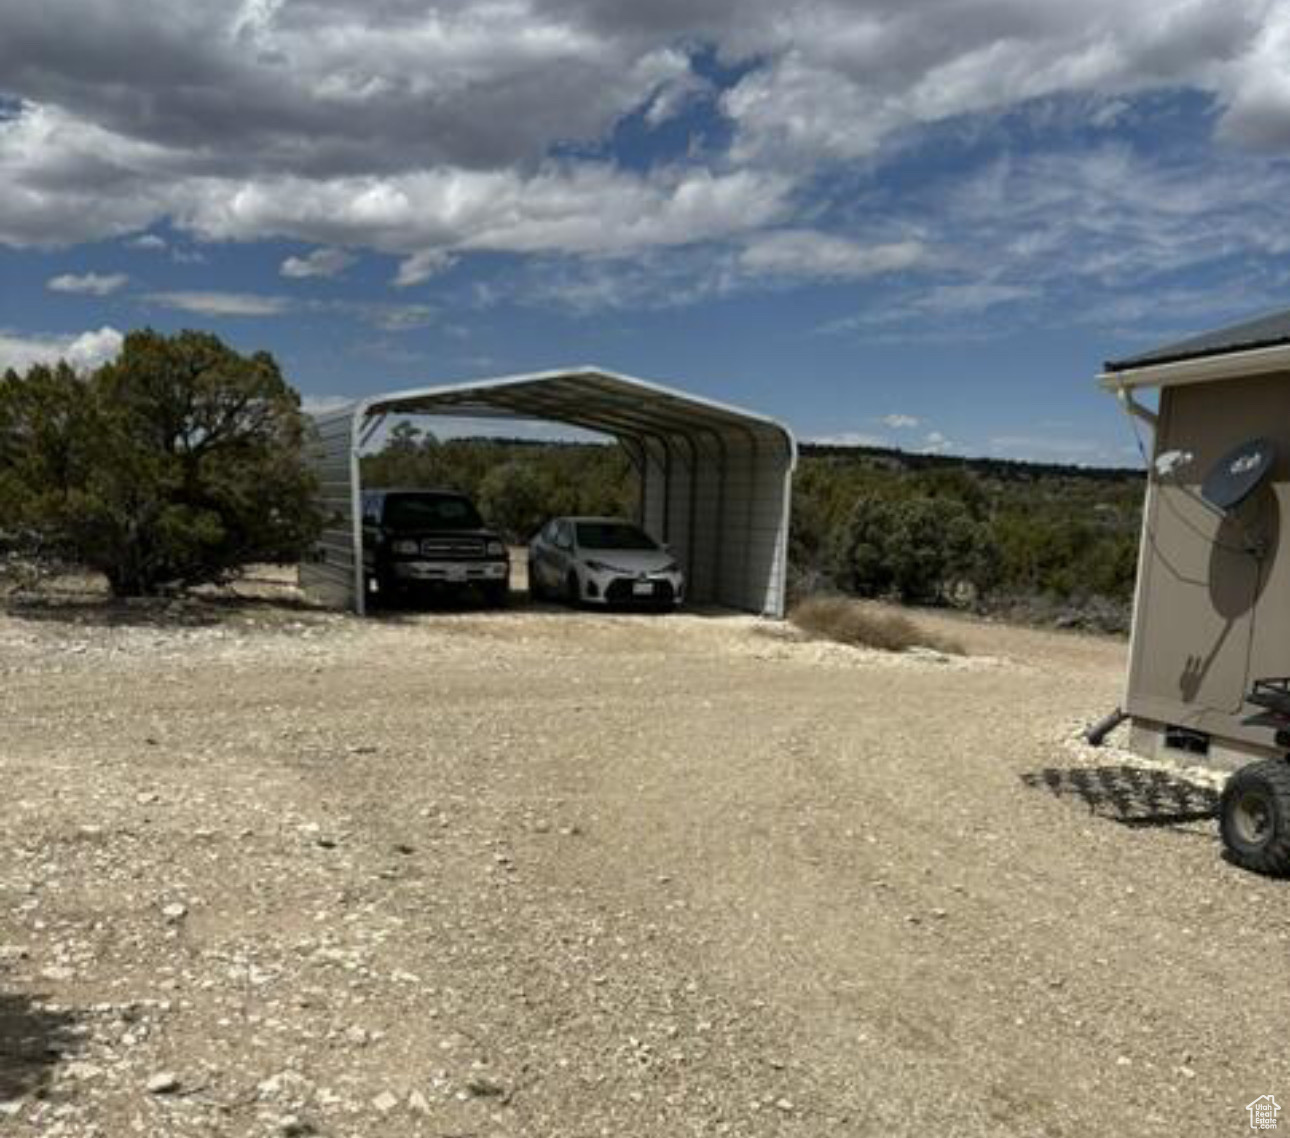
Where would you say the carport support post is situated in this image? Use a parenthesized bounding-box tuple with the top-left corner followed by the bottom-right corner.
(773, 433, 796, 618)
(683, 434, 699, 587)
(661, 435, 674, 543)
(709, 429, 727, 605)
(741, 428, 759, 611)
(351, 408, 367, 616)
(619, 436, 649, 529)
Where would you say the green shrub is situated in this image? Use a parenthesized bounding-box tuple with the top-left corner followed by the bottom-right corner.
(830, 494, 995, 604)
(477, 459, 551, 542)
(0, 329, 323, 597)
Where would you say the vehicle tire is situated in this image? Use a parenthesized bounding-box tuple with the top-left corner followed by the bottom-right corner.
(1219, 759, 1290, 875)
(483, 580, 509, 608)
(528, 560, 544, 600)
(565, 571, 581, 607)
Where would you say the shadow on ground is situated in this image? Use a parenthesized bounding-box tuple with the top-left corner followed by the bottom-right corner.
(0, 993, 80, 1104)
(2, 571, 332, 629)
(368, 589, 716, 623)
(1021, 765, 1220, 828)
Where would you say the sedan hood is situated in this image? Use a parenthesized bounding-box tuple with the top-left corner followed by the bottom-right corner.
(583, 548, 676, 574)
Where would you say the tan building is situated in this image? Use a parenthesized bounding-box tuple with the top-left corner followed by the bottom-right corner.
(1101, 309, 1290, 873)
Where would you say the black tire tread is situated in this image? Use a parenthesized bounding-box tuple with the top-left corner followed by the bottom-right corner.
(1220, 758, 1290, 875)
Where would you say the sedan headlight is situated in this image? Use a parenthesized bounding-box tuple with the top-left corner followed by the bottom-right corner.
(486, 539, 505, 556)
(584, 559, 617, 572)
(662, 560, 680, 573)
(393, 540, 419, 555)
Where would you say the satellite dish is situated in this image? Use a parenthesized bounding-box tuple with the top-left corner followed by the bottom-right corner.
(1200, 437, 1277, 513)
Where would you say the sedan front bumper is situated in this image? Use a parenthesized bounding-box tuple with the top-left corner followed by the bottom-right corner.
(582, 568, 684, 606)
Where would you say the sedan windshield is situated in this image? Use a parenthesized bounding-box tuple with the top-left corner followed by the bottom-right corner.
(383, 493, 483, 531)
(575, 522, 658, 551)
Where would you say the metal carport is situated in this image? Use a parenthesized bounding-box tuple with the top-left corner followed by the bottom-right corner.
(300, 367, 797, 617)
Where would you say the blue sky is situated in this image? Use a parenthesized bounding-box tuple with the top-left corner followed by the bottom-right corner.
(3, 0, 1290, 466)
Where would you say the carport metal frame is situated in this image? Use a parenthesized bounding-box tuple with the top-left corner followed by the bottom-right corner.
(302, 366, 797, 617)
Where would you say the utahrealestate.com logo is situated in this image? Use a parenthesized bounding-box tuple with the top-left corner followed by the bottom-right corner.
(1248, 1096, 1281, 1130)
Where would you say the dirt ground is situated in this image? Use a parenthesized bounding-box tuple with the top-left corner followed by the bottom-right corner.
(1, 570, 1286, 1137)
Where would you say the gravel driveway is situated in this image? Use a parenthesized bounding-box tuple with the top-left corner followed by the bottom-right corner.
(0, 581, 1284, 1136)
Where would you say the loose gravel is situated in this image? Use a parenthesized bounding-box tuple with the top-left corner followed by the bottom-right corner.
(0, 576, 1285, 1136)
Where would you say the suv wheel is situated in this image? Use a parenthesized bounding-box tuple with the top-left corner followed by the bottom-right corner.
(565, 571, 581, 607)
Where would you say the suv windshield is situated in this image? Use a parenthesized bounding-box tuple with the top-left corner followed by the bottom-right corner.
(575, 522, 658, 551)
(383, 493, 483, 531)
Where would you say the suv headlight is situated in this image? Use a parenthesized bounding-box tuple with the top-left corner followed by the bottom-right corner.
(393, 540, 419, 555)
(486, 539, 505, 556)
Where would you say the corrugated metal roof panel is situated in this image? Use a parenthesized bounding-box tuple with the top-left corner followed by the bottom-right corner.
(1105, 306, 1290, 372)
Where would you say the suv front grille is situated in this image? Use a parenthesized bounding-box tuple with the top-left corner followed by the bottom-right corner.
(420, 537, 487, 558)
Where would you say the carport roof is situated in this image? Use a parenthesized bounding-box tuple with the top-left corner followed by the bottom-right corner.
(330, 366, 796, 455)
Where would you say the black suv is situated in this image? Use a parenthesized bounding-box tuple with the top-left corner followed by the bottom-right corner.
(361, 488, 510, 606)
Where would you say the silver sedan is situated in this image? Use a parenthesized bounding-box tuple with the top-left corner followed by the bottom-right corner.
(528, 517, 684, 609)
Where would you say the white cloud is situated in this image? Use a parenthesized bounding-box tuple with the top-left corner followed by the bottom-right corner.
(984, 432, 1136, 465)
(988, 433, 1106, 459)
(721, 0, 1278, 165)
(739, 230, 927, 279)
(47, 271, 129, 296)
(144, 291, 293, 317)
(825, 279, 1043, 336)
(393, 250, 457, 288)
(881, 413, 920, 429)
(1213, 1, 1290, 147)
(809, 431, 886, 447)
(281, 247, 354, 279)
(922, 430, 953, 454)
(0, 326, 123, 373)
(644, 67, 714, 128)
(127, 233, 166, 251)
(0, 0, 1289, 316)
(349, 302, 437, 331)
(914, 283, 1041, 315)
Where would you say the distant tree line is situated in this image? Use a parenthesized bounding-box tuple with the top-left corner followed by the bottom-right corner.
(790, 452, 1141, 628)
(360, 423, 637, 541)
(0, 328, 1142, 630)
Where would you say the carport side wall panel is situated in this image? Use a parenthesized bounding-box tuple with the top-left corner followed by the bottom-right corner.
(701, 432, 790, 615)
(300, 407, 362, 612)
(737, 439, 793, 617)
